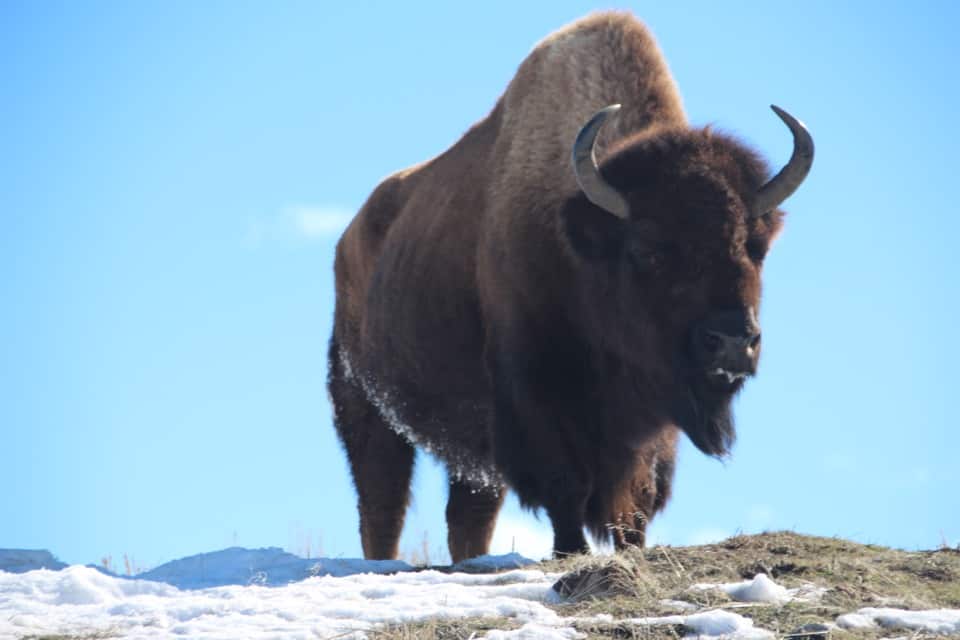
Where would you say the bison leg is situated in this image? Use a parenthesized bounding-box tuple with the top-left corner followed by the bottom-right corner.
(492, 407, 591, 557)
(445, 479, 506, 563)
(547, 499, 591, 557)
(487, 351, 593, 558)
(611, 442, 677, 550)
(329, 341, 415, 560)
(611, 500, 651, 549)
(492, 402, 591, 557)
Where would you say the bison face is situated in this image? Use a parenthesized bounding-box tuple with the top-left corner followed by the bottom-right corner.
(562, 181, 778, 456)
(562, 105, 812, 456)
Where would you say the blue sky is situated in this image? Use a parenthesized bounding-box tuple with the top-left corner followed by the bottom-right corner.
(2, 1, 957, 569)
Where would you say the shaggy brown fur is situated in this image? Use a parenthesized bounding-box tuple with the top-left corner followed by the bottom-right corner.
(329, 12, 792, 561)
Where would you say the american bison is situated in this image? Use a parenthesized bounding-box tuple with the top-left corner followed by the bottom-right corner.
(328, 12, 813, 561)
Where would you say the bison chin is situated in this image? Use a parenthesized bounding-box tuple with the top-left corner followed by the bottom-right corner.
(669, 377, 738, 458)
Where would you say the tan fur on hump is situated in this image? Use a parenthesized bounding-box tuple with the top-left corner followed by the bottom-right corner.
(490, 11, 687, 214)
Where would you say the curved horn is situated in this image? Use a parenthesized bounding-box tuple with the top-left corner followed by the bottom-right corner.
(752, 105, 814, 217)
(572, 104, 630, 219)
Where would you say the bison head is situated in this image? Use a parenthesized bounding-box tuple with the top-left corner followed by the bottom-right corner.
(561, 105, 813, 457)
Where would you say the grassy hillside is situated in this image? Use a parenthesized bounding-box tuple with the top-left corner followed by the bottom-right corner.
(383, 531, 960, 639)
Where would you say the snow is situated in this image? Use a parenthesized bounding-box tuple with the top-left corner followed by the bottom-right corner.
(338, 347, 501, 487)
(612, 609, 774, 640)
(661, 598, 700, 612)
(691, 573, 790, 603)
(3, 548, 958, 639)
(1, 562, 567, 639)
(836, 607, 960, 634)
(690, 573, 826, 604)
(0, 546, 775, 640)
(682, 610, 774, 639)
(453, 552, 538, 572)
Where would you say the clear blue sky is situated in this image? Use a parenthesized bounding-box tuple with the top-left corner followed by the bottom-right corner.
(2, 1, 957, 569)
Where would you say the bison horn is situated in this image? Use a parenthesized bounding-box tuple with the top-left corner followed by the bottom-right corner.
(572, 104, 630, 219)
(752, 105, 814, 217)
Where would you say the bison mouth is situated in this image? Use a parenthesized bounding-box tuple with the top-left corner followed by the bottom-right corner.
(669, 366, 745, 458)
(706, 367, 749, 389)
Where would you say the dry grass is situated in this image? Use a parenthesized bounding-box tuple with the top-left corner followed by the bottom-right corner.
(544, 531, 960, 639)
(381, 531, 959, 639)
(369, 617, 518, 639)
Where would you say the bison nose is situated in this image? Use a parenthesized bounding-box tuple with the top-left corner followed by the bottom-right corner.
(697, 328, 760, 379)
(693, 310, 761, 378)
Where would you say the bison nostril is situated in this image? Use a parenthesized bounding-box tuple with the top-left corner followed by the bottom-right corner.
(749, 334, 761, 350)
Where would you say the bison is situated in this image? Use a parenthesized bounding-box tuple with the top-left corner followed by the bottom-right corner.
(328, 11, 813, 561)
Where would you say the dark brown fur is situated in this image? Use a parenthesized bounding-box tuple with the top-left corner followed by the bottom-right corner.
(328, 12, 784, 561)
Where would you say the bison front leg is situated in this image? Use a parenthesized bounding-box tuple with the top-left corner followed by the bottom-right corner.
(489, 367, 592, 558)
(328, 339, 415, 560)
(610, 499, 651, 549)
(611, 436, 678, 550)
(445, 479, 506, 563)
(546, 491, 592, 557)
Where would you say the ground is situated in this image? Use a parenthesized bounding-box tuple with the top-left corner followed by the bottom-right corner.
(6, 531, 959, 639)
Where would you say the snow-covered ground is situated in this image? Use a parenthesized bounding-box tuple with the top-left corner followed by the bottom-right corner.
(2, 548, 958, 639)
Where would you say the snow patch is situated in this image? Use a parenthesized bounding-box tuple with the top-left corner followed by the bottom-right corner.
(0, 565, 564, 639)
(690, 573, 825, 604)
(454, 552, 538, 572)
(588, 609, 772, 639)
(0, 557, 788, 640)
(691, 573, 789, 603)
(836, 607, 960, 634)
(660, 598, 700, 612)
(683, 609, 775, 639)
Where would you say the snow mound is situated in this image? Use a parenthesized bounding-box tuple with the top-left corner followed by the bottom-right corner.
(837, 607, 960, 634)
(691, 573, 789, 603)
(0, 549, 67, 573)
(453, 552, 537, 572)
(613, 609, 774, 640)
(138, 546, 412, 588)
(1, 565, 177, 607)
(690, 573, 825, 604)
(683, 610, 775, 639)
(309, 556, 414, 578)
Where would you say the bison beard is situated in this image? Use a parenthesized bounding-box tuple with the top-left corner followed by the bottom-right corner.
(328, 11, 812, 561)
(672, 378, 736, 458)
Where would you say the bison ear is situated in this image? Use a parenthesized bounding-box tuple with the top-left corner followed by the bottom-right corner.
(562, 198, 625, 261)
